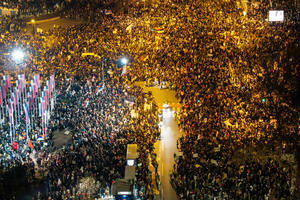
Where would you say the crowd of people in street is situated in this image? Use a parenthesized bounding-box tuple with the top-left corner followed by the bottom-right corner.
(0, 30, 161, 200)
(0, 0, 299, 199)
(0, 0, 62, 16)
(0, 5, 163, 198)
(0, 15, 25, 33)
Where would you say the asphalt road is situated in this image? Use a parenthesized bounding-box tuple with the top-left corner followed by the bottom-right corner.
(25, 17, 84, 34)
(137, 82, 181, 200)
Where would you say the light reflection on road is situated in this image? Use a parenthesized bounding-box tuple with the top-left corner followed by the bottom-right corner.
(156, 107, 180, 200)
(136, 82, 180, 200)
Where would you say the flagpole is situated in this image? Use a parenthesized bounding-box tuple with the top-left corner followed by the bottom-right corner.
(12, 113, 15, 142)
(6, 105, 9, 126)
(24, 75, 27, 115)
(9, 122, 12, 144)
(24, 102, 29, 143)
(0, 105, 2, 127)
(30, 96, 33, 131)
(14, 102, 17, 140)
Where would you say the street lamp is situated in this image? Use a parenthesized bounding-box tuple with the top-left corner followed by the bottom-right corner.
(121, 57, 128, 65)
(31, 19, 35, 36)
(11, 48, 26, 78)
(12, 49, 25, 64)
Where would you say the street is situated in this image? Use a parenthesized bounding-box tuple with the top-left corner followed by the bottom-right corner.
(25, 17, 84, 33)
(137, 82, 181, 200)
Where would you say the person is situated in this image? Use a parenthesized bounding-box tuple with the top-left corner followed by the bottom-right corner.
(0, 0, 299, 199)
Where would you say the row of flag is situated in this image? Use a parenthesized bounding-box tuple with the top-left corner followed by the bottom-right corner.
(1, 73, 56, 150)
(39, 75, 56, 137)
(0, 74, 11, 105)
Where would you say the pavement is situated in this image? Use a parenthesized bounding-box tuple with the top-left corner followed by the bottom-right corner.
(52, 128, 73, 150)
(25, 17, 84, 34)
(137, 82, 181, 200)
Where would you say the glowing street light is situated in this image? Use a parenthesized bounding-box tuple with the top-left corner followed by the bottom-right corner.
(121, 57, 128, 65)
(31, 19, 36, 36)
(12, 49, 25, 63)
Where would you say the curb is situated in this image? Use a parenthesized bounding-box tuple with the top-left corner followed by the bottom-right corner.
(26, 17, 60, 25)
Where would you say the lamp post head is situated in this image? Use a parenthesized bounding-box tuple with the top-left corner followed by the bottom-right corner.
(121, 57, 128, 65)
(12, 49, 25, 63)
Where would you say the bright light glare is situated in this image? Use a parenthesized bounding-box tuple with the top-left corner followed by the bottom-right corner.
(118, 191, 131, 195)
(127, 159, 135, 166)
(12, 49, 25, 62)
(163, 108, 173, 119)
(158, 121, 163, 127)
(163, 103, 169, 108)
(268, 10, 284, 22)
(121, 57, 128, 65)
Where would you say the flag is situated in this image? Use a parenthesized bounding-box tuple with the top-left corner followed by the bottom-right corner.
(51, 75, 55, 91)
(39, 101, 42, 117)
(95, 84, 104, 94)
(28, 140, 34, 149)
(84, 98, 89, 108)
(12, 141, 18, 150)
(0, 86, 3, 105)
(37, 135, 44, 141)
(20, 74, 25, 87)
(30, 81, 36, 99)
(7, 74, 11, 88)
(12, 93, 17, 106)
(40, 97, 46, 123)
(121, 66, 127, 76)
(23, 101, 30, 124)
(3, 75, 8, 92)
(105, 9, 113, 15)
(1, 82, 5, 100)
(28, 92, 33, 111)
(17, 80, 22, 97)
(37, 74, 40, 88)
(18, 75, 23, 92)
(9, 100, 15, 113)
(42, 91, 47, 107)
(9, 101, 14, 124)
(15, 87, 19, 103)
(155, 27, 164, 33)
(48, 79, 52, 95)
(34, 74, 40, 89)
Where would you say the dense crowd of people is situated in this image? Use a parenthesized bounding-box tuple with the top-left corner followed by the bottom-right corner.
(0, 27, 161, 199)
(0, 0, 299, 199)
(0, 0, 62, 16)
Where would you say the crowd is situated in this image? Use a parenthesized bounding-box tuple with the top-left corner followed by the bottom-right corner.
(29, 75, 160, 199)
(1, 8, 161, 199)
(0, 15, 25, 33)
(0, 0, 299, 199)
(0, 0, 62, 16)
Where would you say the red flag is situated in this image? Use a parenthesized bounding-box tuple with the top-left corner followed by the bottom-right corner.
(7, 74, 11, 88)
(12, 141, 18, 150)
